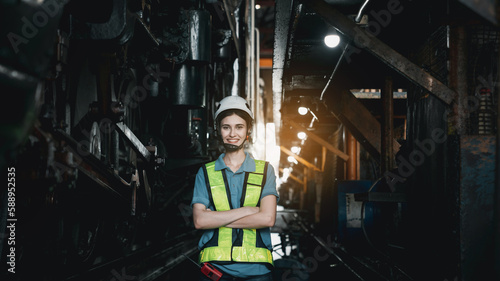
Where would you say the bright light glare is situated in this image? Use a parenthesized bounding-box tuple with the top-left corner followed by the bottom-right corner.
(287, 156, 297, 164)
(291, 146, 300, 154)
(324, 34, 340, 48)
(298, 107, 308, 115)
(281, 167, 290, 182)
(255, 4, 261, 9)
(297, 132, 307, 140)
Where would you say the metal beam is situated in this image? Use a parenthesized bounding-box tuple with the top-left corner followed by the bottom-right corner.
(303, 0, 458, 105)
(272, 0, 295, 144)
(448, 24, 468, 135)
(458, 0, 497, 25)
(328, 89, 400, 161)
(280, 168, 304, 185)
(285, 75, 329, 90)
(116, 122, 151, 162)
(281, 145, 322, 171)
(284, 119, 350, 161)
(381, 76, 395, 175)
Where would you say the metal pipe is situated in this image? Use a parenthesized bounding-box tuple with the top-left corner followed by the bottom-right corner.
(346, 130, 357, 180)
(448, 25, 468, 135)
(223, 0, 241, 58)
(136, 16, 160, 47)
(238, 2, 246, 97)
(253, 27, 262, 145)
(355, 0, 370, 23)
(255, 27, 260, 118)
(248, 0, 256, 101)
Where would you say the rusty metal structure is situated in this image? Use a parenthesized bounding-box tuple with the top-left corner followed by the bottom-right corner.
(274, 0, 499, 280)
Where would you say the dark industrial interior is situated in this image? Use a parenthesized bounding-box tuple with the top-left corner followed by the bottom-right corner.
(1, 0, 499, 280)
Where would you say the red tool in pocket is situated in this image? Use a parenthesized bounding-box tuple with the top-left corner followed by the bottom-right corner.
(183, 254, 223, 281)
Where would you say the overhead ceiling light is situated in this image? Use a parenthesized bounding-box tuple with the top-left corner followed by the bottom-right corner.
(324, 25, 340, 48)
(298, 106, 308, 115)
(297, 132, 307, 140)
(255, 4, 261, 9)
(281, 167, 290, 182)
(291, 146, 300, 154)
(324, 34, 340, 48)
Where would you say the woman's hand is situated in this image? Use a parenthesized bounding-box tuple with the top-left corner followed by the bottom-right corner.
(192, 204, 261, 230)
(224, 195, 277, 229)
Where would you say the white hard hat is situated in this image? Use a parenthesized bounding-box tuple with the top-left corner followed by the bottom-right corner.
(214, 96, 254, 121)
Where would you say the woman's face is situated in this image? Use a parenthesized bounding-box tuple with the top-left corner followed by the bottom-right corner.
(220, 113, 248, 148)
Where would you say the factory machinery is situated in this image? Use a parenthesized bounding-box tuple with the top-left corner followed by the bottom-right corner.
(0, 0, 264, 280)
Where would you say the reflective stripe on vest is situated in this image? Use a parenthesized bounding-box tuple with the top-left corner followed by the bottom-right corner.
(199, 160, 273, 266)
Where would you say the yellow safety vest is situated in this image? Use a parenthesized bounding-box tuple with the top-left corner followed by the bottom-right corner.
(198, 159, 274, 267)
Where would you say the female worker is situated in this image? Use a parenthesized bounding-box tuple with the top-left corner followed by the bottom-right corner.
(191, 95, 279, 281)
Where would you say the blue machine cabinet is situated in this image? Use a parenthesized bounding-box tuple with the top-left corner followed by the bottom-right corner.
(337, 180, 379, 246)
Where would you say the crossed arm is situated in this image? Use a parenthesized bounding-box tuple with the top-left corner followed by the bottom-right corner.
(192, 195, 277, 230)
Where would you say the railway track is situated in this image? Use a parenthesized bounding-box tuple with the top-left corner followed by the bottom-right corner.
(63, 231, 200, 281)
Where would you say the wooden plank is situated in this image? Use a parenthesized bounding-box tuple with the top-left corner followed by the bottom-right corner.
(280, 146, 322, 171)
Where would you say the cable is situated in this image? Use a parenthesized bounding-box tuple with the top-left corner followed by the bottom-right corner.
(355, 0, 371, 23)
(319, 43, 350, 101)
